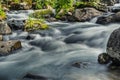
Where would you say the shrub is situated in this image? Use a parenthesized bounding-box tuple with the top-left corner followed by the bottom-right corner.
(25, 18, 49, 32)
(0, 6, 6, 20)
(29, 9, 53, 19)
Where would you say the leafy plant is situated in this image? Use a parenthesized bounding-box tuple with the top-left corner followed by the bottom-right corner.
(29, 9, 53, 19)
(33, 0, 55, 9)
(0, 6, 6, 20)
(25, 18, 49, 32)
(55, 0, 74, 14)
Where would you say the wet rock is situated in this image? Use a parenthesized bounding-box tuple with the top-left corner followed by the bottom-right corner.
(0, 22, 12, 35)
(0, 40, 22, 55)
(23, 73, 47, 80)
(101, 0, 117, 6)
(107, 28, 120, 64)
(0, 35, 3, 41)
(96, 12, 120, 24)
(98, 53, 111, 64)
(57, 8, 102, 22)
(73, 8, 102, 22)
(72, 62, 88, 68)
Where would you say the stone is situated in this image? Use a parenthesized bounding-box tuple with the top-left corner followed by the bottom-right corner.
(107, 28, 120, 64)
(96, 15, 114, 24)
(0, 22, 12, 35)
(96, 12, 120, 24)
(98, 53, 111, 64)
(72, 62, 88, 68)
(0, 35, 3, 41)
(73, 8, 102, 22)
(0, 40, 22, 55)
(23, 73, 47, 80)
(101, 0, 117, 6)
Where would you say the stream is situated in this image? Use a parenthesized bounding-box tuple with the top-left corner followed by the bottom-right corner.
(0, 21, 120, 80)
(1, 5, 120, 80)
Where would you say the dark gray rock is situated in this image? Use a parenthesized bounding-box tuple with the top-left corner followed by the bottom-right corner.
(23, 73, 47, 80)
(107, 28, 120, 64)
(98, 53, 111, 64)
(96, 12, 120, 24)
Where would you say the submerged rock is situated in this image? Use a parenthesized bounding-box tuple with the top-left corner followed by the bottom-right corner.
(72, 62, 88, 68)
(0, 40, 22, 55)
(0, 35, 3, 41)
(23, 73, 47, 80)
(0, 22, 12, 35)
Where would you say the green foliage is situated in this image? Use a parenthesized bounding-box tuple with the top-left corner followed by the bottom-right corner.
(33, 0, 55, 9)
(29, 9, 53, 19)
(0, 6, 6, 20)
(11, 0, 20, 3)
(55, 0, 74, 14)
(25, 18, 49, 32)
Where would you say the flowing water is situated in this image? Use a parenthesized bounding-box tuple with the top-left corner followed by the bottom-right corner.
(1, 21, 120, 80)
(1, 10, 120, 80)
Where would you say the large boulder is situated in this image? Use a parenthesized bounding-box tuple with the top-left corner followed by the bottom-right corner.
(57, 8, 102, 22)
(0, 22, 12, 35)
(96, 12, 120, 24)
(107, 28, 120, 65)
(0, 40, 22, 55)
(74, 8, 102, 22)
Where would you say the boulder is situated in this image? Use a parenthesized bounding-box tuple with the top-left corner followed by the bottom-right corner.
(0, 40, 22, 55)
(0, 22, 12, 35)
(106, 28, 120, 65)
(96, 12, 120, 24)
(98, 27, 120, 66)
(57, 8, 102, 22)
(73, 8, 102, 22)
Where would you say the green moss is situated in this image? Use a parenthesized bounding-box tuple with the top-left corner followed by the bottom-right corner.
(25, 18, 49, 32)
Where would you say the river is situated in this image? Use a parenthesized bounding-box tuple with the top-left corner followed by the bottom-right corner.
(0, 21, 119, 80)
(0, 8, 120, 80)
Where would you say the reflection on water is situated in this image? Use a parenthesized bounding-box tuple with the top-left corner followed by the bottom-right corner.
(1, 21, 120, 80)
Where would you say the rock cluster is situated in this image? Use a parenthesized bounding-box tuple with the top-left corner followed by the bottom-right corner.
(0, 21, 22, 56)
(58, 8, 102, 22)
